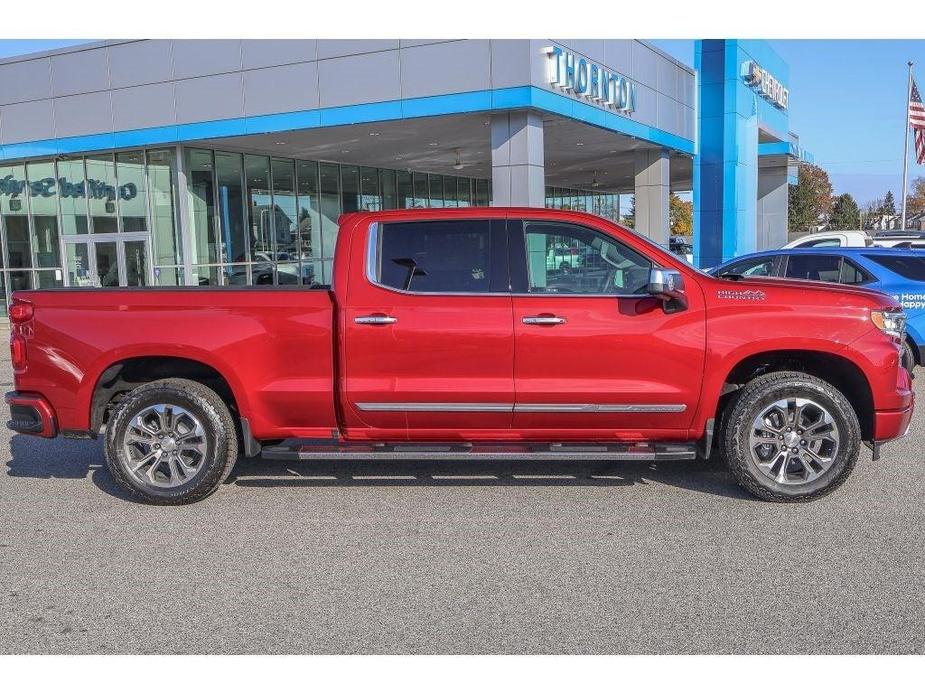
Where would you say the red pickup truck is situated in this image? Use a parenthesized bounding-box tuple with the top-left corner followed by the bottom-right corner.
(6, 208, 914, 504)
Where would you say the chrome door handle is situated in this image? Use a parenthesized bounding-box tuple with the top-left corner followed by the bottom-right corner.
(354, 314, 398, 325)
(522, 315, 566, 325)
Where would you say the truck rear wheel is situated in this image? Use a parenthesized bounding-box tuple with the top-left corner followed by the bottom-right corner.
(719, 371, 861, 502)
(104, 378, 238, 504)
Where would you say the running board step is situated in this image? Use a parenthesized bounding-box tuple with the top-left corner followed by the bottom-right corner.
(260, 440, 698, 462)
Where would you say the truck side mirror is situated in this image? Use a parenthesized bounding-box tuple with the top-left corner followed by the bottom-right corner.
(646, 267, 688, 313)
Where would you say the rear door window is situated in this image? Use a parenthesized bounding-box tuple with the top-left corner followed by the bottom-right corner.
(839, 259, 875, 285)
(784, 254, 842, 282)
(863, 254, 925, 281)
(375, 220, 502, 293)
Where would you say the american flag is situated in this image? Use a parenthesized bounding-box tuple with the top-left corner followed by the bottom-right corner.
(911, 79, 925, 164)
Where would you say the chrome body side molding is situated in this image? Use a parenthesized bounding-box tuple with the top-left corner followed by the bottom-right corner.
(355, 402, 687, 413)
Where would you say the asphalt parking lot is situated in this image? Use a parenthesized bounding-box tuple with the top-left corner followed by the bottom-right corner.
(1, 334, 923, 654)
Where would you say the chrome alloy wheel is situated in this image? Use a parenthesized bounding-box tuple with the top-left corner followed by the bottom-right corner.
(122, 404, 209, 488)
(749, 397, 840, 485)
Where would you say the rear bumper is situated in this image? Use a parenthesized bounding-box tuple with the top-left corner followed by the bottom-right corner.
(5, 391, 57, 438)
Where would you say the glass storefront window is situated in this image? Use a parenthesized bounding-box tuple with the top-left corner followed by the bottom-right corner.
(124, 240, 148, 286)
(154, 266, 182, 286)
(245, 155, 272, 263)
(147, 149, 182, 267)
(0, 147, 495, 305)
(186, 149, 218, 265)
(271, 157, 299, 284)
(296, 160, 321, 268)
(223, 264, 249, 286)
(319, 163, 340, 260)
(457, 178, 471, 207)
(65, 242, 92, 286)
(341, 165, 359, 214)
(475, 179, 490, 206)
(5, 215, 31, 269)
(26, 161, 60, 268)
(360, 167, 380, 211)
(7, 270, 32, 291)
(215, 151, 247, 264)
(381, 169, 398, 210)
(85, 154, 119, 233)
(58, 159, 89, 235)
(35, 269, 63, 288)
(412, 172, 428, 208)
(193, 265, 221, 286)
(396, 170, 412, 209)
(428, 174, 444, 208)
(116, 151, 148, 233)
(443, 176, 458, 208)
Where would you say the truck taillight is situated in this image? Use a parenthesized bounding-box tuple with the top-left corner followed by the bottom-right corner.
(8, 298, 33, 323)
(10, 334, 26, 370)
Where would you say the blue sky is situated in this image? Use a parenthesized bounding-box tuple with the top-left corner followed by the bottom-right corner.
(3, 39, 924, 206)
(653, 39, 925, 206)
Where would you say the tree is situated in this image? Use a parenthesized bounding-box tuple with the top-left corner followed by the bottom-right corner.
(882, 190, 896, 215)
(829, 193, 860, 230)
(788, 163, 833, 232)
(906, 177, 925, 216)
(669, 193, 693, 235)
(623, 195, 635, 228)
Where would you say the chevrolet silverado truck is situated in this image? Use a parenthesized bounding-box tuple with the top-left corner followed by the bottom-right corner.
(6, 208, 914, 504)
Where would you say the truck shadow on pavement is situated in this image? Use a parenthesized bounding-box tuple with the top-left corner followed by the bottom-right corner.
(4, 434, 751, 501)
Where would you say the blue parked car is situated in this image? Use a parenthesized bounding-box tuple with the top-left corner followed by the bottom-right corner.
(711, 247, 925, 371)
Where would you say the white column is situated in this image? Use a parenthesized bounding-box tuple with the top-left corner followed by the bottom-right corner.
(757, 164, 789, 250)
(634, 148, 670, 246)
(490, 111, 545, 207)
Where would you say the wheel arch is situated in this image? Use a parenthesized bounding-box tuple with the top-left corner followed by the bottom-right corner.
(89, 355, 243, 435)
(715, 349, 875, 440)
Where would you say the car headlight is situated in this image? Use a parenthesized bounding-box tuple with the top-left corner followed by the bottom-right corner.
(871, 309, 907, 340)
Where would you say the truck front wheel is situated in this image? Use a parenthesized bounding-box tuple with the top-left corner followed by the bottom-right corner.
(104, 378, 238, 504)
(719, 371, 861, 502)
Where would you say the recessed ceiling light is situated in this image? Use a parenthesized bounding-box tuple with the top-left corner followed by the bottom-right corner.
(576, 142, 585, 147)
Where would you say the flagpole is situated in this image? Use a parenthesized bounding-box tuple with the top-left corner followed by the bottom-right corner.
(901, 61, 913, 230)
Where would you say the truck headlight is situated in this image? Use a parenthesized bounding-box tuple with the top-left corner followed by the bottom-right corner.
(871, 309, 907, 340)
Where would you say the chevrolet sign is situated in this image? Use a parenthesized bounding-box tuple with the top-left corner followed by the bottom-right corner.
(742, 61, 789, 110)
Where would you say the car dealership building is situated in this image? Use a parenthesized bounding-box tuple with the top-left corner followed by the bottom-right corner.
(0, 38, 807, 304)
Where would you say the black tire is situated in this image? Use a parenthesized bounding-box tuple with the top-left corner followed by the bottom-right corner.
(718, 371, 861, 502)
(104, 378, 238, 504)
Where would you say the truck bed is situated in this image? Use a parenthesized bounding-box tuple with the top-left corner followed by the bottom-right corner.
(11, 287, 339, 440)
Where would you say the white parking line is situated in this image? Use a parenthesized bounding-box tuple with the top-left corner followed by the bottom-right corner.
(352, 475, 418, 480)
(431, 474, 499, 480)
(511, 474, 576, 480)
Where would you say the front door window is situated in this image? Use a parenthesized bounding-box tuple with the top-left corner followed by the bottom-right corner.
(522, 221, 653, 295)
